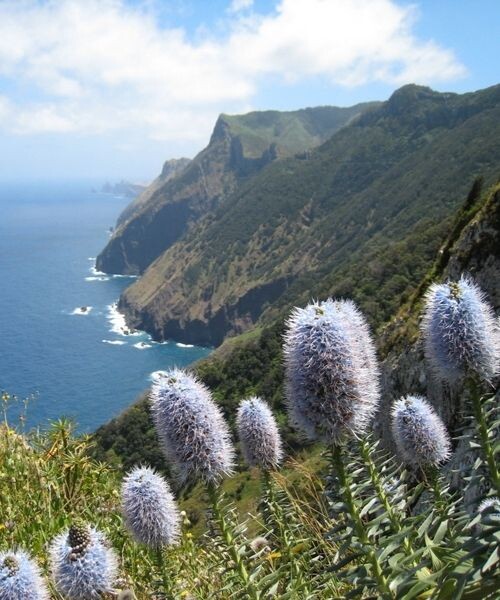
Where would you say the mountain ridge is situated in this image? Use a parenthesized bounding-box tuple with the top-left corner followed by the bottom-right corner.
(117, 83, 500, 346)
(96, 102, 376, 275)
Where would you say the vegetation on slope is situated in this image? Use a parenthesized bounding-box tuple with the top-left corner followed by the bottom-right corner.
(0, 404, 340, 598)
(97, 103, 374, 275)
(117, 157, 191, 226)
(2, 271, 499, 598)
(94, 179, 498, 471)
(119, 84, 500, 346)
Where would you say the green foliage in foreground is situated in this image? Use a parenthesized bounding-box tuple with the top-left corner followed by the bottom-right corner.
(1, 383, 499, 598)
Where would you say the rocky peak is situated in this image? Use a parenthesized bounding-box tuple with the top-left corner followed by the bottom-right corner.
(159, 157, 191, 181)
(209, 114, 233, 145)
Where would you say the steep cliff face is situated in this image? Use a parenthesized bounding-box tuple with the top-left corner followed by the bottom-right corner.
(97, 103, 375, 275)
(119, 84, 500, 345)
(96, 119, 242, 274)
(378, 183, 499, 416)
(116, 158, 191, 226)
(376, 184, 499, 501)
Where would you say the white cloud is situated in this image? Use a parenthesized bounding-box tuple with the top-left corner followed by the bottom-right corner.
(0, 0, 466, 146)
(228, 0, 254, 13)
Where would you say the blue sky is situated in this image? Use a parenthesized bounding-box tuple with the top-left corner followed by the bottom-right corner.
(0, 0, 498, 181)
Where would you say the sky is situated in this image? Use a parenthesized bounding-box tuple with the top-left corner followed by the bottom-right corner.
(0, 0, 498, 182)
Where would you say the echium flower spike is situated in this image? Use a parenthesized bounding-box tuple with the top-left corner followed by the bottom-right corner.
(0, 551, 49, 600)
(150, 369, 235, 484)
(478, 497, 500, 516)
(50, 522, 118, 599)
(122, 465, 181, 548)
(284, 299, 380, 443)
(474, 497, 500, 530)
(421, 275, 500, 383)
(391, 395, 451, 467)
(237, 397, 283, 470)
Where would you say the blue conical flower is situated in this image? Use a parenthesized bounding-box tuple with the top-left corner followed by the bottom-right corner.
(150, 369, 235, 484)
(421, 275, 499, 383)
(122, 466, 181, 548)
(50, 522, 118, 599)
(237, 397, 283, 470)
(0, 551, 49, 600)
(284, 299, 380, 443)
(478, 497, 500, 516)
(391, 395, 451, 467)
(477, 496, 500, 527)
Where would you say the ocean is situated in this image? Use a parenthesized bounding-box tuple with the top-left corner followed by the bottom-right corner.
(0, 181, 210, 432)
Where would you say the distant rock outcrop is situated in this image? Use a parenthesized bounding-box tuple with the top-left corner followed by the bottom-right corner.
(101, 180, 146, 198)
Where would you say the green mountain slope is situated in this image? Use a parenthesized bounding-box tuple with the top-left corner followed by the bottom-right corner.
(96, 103, 374, 274)
(93, 179, 500, 471)
(119, 84, 500, 345)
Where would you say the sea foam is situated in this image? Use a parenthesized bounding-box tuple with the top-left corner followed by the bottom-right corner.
(107, 303, 141, 337)
(134, 342, 152, 350)
(71, 306, 93, 315)
(176, 342, 194, 348)
(102, 339, 126, 346)
(150, 370, 169, 383)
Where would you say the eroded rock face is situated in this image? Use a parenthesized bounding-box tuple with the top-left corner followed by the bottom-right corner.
(112, 85, 500, 348)
(96, 123, 239, 275)
(376, 189, 500, 503)
(119, 276, 291, 347)
(116, 158, 191, 227)
(97, 105, 373, 275)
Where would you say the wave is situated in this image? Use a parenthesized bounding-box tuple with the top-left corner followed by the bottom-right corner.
(89, 265, 107, 276)
(71, 306, 93, 315)
(88, 257, 96, 261)
(106, 302, 141, 337)
(111, 273, 139, 279)
(133, 342, 152, 350)
(176, 342, 194, 348)
(149, 370, 169, 383)
(85, 276, 110, 282)
(102, 339, 126, 345)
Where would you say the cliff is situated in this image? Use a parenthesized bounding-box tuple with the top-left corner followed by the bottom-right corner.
(116, 158, 191, 226)
(118, 84, 500, 346)
(376, 182, 500, 432)
(93, 180, 500, 472)
(96, 103, 375, 274)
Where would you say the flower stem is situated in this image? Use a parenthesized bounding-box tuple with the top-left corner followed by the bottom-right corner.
(425, 466, 449, 520)
(332, 444, 393, 599)
(154, 547, 174, 599)
(207, 483, 260, 600)
(358, 439, 415, 560)
(261, 470, 310, 596)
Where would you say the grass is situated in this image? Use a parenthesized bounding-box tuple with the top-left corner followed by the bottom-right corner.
(0, 400, 333, 599)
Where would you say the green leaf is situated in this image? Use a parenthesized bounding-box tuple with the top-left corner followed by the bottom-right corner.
(418, 512, 434, 538)
(434, 578, 457, 599)
(403, 579, 434, 599)
(433, 520, 449, 544)
(481, 547, 499, 573)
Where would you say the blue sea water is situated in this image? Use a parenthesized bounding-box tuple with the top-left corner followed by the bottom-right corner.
(0, 181, 210, 432)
